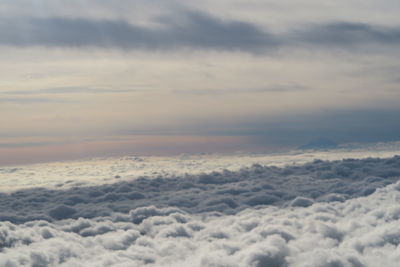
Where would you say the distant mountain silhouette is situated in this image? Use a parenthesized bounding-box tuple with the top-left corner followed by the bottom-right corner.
(298, 137, 339, 150)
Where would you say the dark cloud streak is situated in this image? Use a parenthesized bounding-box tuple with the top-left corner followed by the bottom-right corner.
(297, 22, 400, 49)
(0, 11, 278, 52)
(1, 10, 399, 52)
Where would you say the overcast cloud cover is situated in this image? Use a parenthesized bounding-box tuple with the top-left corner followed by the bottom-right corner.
(1, 0, 400, 163)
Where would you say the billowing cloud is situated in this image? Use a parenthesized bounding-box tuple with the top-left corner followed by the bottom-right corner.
(1, 156, 399, 223)
(1, 155, 400, 266)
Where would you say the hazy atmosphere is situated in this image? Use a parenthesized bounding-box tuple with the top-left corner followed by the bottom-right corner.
(1, 0, 400, 165)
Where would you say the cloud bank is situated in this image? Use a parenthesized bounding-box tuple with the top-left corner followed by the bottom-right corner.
(1, 156, 400, 223)
(0, 11, 276, 52)
(1, 10, 400, 53)
(1, 155, 400, 266)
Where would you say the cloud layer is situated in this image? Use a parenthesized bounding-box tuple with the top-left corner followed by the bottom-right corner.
(1, 155, 400, 266)
(2, 156, 400, 224)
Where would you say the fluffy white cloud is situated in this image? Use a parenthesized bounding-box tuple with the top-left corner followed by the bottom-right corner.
(1, 179, 400, 266)
(1, 154, 400, 223)
(1, 151, 400, 266)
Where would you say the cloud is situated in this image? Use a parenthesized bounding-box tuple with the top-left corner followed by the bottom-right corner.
(1, 156, 400, 224)
(171, 84, 309, 96)
(0, 97, 70, 104)
(297, 22, 400, 49)
(0, 142, 54, 148)
(1, 10, 399, 53)
(1, 155, 400, 266)
(168, 108, 400, 145)
(2, 87, 141, 95)
(109, 109, 400, 149)
(0, 11, 278, 52)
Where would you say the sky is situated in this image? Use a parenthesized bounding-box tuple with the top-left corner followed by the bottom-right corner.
(1, 0, 400, 165)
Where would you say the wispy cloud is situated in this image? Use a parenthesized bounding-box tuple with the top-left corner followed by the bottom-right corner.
(0, 141, 54, 148)
(2, 87, 141, 95)
(298, 22, 400, 48)
(171, 84, 309, 95)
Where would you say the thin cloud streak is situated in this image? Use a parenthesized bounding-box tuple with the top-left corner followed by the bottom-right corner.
(2, 87, 142, 95)
(0, 97, 71, 104)
(171, 84, 309, 95)
(298, 22, 400, 48)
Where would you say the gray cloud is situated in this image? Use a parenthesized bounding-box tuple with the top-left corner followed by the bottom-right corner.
(0, 142, 53, 148)
(118, 109, 400, 147)
(171, 84, 309, 95)
(239, 109, 400, 147)
(2, 87, 141, 95)
(0, 11, 277, 52)
(298, 22, 400, 49)
(0, 97, 70, 104)
(1, 10, 399, 53)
